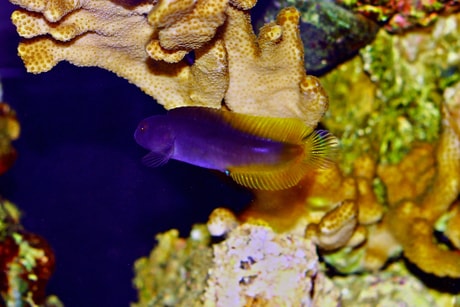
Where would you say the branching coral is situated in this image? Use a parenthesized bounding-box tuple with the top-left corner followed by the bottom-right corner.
(255, 0, 380, 75)
(305, 200, 359, 251)
(10, 0, 328, 124)
(10, 0, 228, 109)
(223, 6, 328, 126)
(146, 0, 231, 63)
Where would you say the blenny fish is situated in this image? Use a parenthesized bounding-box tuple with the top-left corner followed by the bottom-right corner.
(134, 107, 338, 190)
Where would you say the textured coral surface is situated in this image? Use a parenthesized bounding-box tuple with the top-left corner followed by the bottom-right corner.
(10, 0, 327, 124)
(7, 0, 460, 305)
(319, 13, 460, 278)
(133, 220, 341, 306)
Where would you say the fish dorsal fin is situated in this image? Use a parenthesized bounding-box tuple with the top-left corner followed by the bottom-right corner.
(221, 111, 313, 143)
(168, 106, 312, 143)
(227, 130, 339, 190)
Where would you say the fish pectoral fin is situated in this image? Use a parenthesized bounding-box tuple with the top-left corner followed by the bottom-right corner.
(228, 161, 308, 191)
(142, 150, 171, 168)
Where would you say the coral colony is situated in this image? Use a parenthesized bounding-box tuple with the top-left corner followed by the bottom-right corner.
(4, 0, 460, 305)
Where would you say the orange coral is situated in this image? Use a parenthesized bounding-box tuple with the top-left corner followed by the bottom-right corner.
(377, 144, 436, 206)
(445, 203, 460, 249)
(382, 105, 460, 277)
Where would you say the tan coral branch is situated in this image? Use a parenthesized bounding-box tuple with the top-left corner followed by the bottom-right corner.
(384, 104, 460, 278)
(223, 6, 329, 125)
(12, 0, 228, 109)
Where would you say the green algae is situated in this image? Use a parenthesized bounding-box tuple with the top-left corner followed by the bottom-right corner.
(132, 224, 212, 307)
(320, 19, 460, 171)
(0, 200, 62, 307)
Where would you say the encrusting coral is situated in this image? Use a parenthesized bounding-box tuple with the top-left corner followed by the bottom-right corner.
(133, 217, 341, 306)
(384, 104, 460, 278)
(319, 12, 460, 277)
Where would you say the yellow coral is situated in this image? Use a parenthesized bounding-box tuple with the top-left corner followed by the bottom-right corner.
(11, 0, 230, 110)
(377, 144, 436, 206)
(352, 156, 383, 225)
(445, 204, 460, 249)
(10, 0, 326, 124)
(0, 103, 20, 174)
(10, 0, 82, 22)
(147, 0, 231, 63)
(223, 6, 329, 125)
(305, 200, 359, 250)
(383, 105, 460, 278)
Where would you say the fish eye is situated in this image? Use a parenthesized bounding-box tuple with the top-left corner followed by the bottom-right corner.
(139, 123, 148, 132)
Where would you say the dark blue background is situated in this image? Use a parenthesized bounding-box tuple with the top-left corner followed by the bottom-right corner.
(0, 3, 251, 306)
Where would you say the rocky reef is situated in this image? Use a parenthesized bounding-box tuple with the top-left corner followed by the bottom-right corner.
(320, 12, 460, 278)
(0, 199, 62, 307)
(6, 0, 460, 305)
(0, 93, 61, 306)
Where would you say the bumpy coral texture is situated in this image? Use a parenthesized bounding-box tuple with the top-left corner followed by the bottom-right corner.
(317, 13, 460, 277)
(132, 219, 342, 306)
(132, 225, 213, 306)
(203, 223, 340, 306)
(223, 6, 328, 127)
(384, 105, 460, 278)
(10, 0, 229, 110)
(10, 0, 327, 125)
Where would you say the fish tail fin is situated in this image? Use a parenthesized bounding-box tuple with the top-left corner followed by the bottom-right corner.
(229, 130, 339, 190)
(302, 129, 339, 169)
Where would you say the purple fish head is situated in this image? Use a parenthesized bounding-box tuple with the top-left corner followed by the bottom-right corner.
(134, 116, 175, 153)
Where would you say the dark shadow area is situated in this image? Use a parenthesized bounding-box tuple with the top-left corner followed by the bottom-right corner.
(0, 2, 252, 306)
(405, 258, 460, 294)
